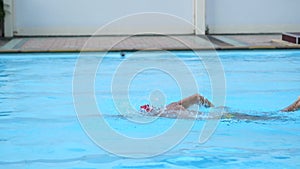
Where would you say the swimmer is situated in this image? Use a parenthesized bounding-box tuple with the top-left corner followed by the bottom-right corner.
(281, 96, 300, 112)
(140, 93, 214, 119)
(139, 94, 300, 120)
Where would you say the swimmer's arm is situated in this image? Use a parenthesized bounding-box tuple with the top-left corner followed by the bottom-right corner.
(281, 96, 300, 112)
(178, 94, 214, 109)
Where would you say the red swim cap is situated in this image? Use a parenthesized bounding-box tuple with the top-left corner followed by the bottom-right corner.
(140, 104, 153, 112)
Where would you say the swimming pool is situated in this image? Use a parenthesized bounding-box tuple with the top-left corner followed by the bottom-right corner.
(0, 50, 300, 168)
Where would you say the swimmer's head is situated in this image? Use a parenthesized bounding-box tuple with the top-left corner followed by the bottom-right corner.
(140, 104, 153, 113)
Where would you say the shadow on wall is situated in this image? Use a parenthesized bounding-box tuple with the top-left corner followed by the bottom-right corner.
(0, 0, 4, 37)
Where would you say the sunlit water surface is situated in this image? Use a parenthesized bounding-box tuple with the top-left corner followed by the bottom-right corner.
(0, 50, 300, 169)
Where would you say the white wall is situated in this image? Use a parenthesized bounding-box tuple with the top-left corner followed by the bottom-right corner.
(14, 0, 195, 36)
(11, 0, 300, 36)
(206, 0, 300, 34)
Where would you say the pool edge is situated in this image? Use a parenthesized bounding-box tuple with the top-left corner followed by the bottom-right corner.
(0, 46, 300, 53)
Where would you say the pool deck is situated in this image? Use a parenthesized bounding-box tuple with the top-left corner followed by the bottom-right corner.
(0, 34, 300, 53)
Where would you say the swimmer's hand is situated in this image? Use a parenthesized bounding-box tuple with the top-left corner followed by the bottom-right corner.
(202, 98, 214, 108)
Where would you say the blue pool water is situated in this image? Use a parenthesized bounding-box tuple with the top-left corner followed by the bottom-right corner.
(0, 50, 300, 168)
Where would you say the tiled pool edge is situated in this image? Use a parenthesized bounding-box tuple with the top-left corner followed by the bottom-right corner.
(0, 34, 300, 53)
(0, 46, 300, 53)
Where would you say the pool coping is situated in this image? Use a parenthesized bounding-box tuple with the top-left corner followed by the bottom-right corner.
(0, 46, 300, 54)
(0, 35, 300, 53)
(0, 46, 299, 53)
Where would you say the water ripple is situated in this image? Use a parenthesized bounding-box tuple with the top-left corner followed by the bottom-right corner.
(0, 154, 119, 165)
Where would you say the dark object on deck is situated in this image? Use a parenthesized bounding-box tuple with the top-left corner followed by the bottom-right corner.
(282, 32, 300, 44)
